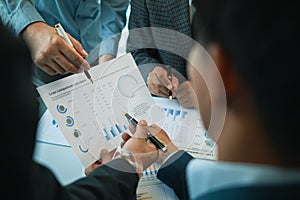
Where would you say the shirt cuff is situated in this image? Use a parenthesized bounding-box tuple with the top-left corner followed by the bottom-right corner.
(161, 149, 180, 166)
(98, 35, 120, 57)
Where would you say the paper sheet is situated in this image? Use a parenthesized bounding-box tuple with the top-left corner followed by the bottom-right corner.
(37, 53, 216, 199)
(37, 53, 164, 167)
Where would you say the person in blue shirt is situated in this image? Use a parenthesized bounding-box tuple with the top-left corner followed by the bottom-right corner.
(0, 0, 128, 85)
(0, 0, 129, 116)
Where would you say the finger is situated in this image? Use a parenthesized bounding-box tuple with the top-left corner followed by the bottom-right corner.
(154, 67, 172, 90)
(128, 123, 136, 134)
(59, 44, 87, 71)
(122, 132, 132, 142)
(157, 84, 169, 96)
(148, 83, 168, 97)
(39, 64, 58, 75)
(100, 149, 111, 164)
(50, 60, 68, 74)
(67, 33, 88, 58)
(172, 76, 179, 90)
(134, 120, 148, 139)
(54, 51, 81, 73)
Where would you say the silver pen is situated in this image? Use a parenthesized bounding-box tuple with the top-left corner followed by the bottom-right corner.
(54, 23, 93, 84)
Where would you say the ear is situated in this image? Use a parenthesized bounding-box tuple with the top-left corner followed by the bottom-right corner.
(207, 44, 240, 101)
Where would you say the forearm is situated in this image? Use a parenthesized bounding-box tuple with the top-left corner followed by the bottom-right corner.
(157, 150, 194, 200)
(65, 159, 139, 200)
(0, 0, 44, 37)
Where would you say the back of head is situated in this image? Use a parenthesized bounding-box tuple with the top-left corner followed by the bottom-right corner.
(192, 0, 300, 164)
(0, 20, 38, 197)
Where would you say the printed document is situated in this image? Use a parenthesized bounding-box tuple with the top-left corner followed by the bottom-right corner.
(37, 53, 216, 199)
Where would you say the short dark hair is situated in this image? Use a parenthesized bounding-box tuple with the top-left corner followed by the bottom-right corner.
(192, 0, 300, 163)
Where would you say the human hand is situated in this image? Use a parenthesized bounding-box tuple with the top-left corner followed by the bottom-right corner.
(147, 66, 178, 98)
(84, 148, 117, 175)
(98, 54, 115, 64)
(121, 120, 179, 167)
(174, 81, 198, 108)
(21, 22, 89, 75)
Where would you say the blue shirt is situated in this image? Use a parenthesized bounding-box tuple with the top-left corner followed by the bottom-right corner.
(0, 0, 129, 56)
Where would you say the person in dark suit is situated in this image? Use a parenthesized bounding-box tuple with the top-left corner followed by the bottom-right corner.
(0, 19, 149, 200)
(121, 0, 300, 199)
(127, 0, 198, 108)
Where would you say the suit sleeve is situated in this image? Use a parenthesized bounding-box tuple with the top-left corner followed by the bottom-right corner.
(127, 0, 162, 81)
(157, 150, 194, 200)
(30, 159, 139, 200)
(65, 158, 139, 200)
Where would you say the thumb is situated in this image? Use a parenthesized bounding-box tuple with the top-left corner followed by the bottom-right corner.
(133, 120, 148, 139)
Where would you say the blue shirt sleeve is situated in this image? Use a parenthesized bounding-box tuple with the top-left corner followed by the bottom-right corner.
(0, 0, 45, 37)
(99, 0, 129, 56)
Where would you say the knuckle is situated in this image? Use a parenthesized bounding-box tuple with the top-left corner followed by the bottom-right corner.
(51, 35, 62, 46)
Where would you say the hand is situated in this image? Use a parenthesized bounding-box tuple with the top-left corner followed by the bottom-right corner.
(84, 148, 117, 175)
(121, 120, 179, 167)
(174, 81, 198, 108)
(98, 54, 115, 64)
(147, 66, 178, 98)
(21, 22, 89, 75)
(121, 120, 158, 172)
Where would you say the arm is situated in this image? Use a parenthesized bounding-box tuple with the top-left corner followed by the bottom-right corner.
(0, 0, 44, 37)
(127, 0, 162, 81)
(31, 159, 138, 200)
(157, 150, 194, 200)
(121, 121, 194, 199)
(0, 1, 89, 76)
(99, 0, 129, 59)
(65, 159, 139, 200)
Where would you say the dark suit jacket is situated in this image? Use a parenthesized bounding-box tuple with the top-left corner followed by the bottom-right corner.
(157, 151, 300, 200)
(127, 0, 193, 82)
(1, 20, 138, 200)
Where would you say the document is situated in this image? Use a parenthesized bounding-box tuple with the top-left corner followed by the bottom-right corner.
(37, 53, 216, 199)
(37, 53, 164, 167)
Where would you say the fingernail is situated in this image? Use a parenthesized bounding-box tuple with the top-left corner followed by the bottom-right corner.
(167, 84, 172, 90)
(139, 120, 147, 126)
(173, 83, 177, 89)
(83, 49, 88, 55)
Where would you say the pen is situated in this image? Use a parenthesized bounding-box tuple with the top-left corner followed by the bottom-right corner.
(54, 23, 93, 84)
(167, 65, 173, 100)
(124, 112, 168, 152)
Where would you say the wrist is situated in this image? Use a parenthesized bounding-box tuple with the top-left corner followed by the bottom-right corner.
(120, 150, 143, 179)
(158, 142, 179, 164)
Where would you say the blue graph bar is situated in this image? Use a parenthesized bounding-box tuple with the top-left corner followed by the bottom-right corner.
(123, 125, 127, 130)
(103, 128, 110, 141)
(115, 124, 122, 133)
(110, 128, 116, 137)
(174, 110, 181, 121)
(167, 109, 174, 117)
(182, 111, 187, 120)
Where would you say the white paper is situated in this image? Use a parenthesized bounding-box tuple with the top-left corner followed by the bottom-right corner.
(37, 53, 163, 167)
(37, 53, 216, 199)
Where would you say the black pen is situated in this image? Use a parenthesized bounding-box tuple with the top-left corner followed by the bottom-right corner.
(124, 112, 168, 152)
(167, 65, 173, 100)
